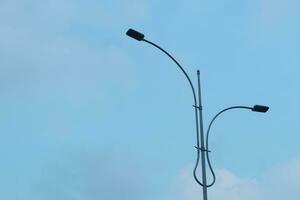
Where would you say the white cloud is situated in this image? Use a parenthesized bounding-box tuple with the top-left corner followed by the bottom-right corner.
(167, 157, 300, 200)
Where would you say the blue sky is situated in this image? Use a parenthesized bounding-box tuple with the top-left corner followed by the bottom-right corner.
(1, 0, 300, 199)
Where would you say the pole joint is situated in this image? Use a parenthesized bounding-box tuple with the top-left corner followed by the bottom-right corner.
(194, 146, 211, 152)
(193, 105, 203, 110)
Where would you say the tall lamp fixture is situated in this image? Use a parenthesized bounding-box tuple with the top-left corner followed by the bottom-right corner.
(126, 28, 269, 200)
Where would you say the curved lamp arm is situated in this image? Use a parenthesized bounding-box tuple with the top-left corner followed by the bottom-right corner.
(205, 105, 269, 187)
(126, 28, 197, 104)
(126, 28, 204, 186)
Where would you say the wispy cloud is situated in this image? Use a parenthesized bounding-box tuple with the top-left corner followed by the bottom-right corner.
(258, 0, 300, 28)
(31, 151, 148, 200)
(167, 156, 300, 200)
(0, 0, 141, 99)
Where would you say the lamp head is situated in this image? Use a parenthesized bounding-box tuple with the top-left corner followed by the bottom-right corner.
(126, 29, 145, 41)
(252, 105, 269, 113)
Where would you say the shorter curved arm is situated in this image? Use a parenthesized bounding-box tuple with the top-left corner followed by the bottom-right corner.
(205, 106, 252, 187)
(207, 106, 253, 139)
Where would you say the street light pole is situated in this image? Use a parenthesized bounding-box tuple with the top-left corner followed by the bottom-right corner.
(126, 28, 269, 200)
(197, 70, 208, 200)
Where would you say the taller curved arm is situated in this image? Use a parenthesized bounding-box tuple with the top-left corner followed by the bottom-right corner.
(142, 39, 197, 104)
(141, 38, 205, 186)
(205, 106, 253, 186)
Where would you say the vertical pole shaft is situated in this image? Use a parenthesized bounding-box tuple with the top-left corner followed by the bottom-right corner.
(197, 70, 208, 200)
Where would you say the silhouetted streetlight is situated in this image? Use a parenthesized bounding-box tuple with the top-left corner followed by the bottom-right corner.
(126, 28, 269, 200)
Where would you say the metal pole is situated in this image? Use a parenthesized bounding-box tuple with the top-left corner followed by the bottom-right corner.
(197, 70, 208, 200)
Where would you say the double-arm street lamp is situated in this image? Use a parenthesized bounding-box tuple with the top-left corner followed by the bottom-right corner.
(126, 28, 269, 200)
